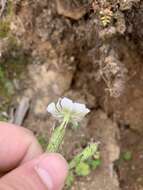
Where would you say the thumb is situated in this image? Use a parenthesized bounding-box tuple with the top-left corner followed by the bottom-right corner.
(0, 153, 68, 190)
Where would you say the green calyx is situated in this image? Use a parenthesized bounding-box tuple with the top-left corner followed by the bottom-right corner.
(46, 116, 70, 153)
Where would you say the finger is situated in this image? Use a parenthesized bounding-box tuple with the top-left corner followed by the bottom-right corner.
(0, 153, 68, 190)
(0, 122, 43, 173)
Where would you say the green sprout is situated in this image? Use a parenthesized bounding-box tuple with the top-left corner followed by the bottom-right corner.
(69, 143, 99, 170)
(66, 143, 100, 187)
(75, 162, 90, 176)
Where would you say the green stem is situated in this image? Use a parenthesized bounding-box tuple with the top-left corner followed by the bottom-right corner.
(69, 143, 99, 170)
(46, 117, 69, 153)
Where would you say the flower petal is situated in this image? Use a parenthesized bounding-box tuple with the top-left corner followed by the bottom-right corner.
(84, 108, 90, 114)
(47, 102, 56, 114)
(56, 98, 63, 112)
(47, 97, 90, 123)
(47, 102, 63, 120)
(73, 103, 90, 114)
(61, 97, 74, 111)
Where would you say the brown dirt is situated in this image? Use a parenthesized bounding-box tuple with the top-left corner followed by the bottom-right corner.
(0, 0, 143, 189)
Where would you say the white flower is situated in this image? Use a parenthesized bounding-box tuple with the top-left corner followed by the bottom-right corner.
(47, 97, 90, 125)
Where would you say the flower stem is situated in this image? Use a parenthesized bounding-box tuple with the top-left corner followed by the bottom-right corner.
(46, 117, 69, 153)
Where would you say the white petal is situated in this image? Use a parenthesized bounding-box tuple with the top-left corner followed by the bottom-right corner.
(47, 102, 56, 114)
(73, 103, 85, 112)
(47, 102, 63, 120)
(47, 98, 90, 123)
(47, 102, 59, 117)
(84, 108, 90, 114)
(61, 97, 74, 111)
(56, 98, 62, 112)
(73, 103, 90, 114)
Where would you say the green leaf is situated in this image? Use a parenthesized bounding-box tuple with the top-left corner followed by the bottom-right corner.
(89, 159, 101, 169)
(38, 136, 47, 150)
(66, 171, 75, 188)
(75, 162, 90, 176)
(123, 151, 132, 161)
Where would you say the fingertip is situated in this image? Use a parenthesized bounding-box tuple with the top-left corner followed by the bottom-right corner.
(0, 122, 43, 172)
(0, 153, 68, 190)
(35, 153, 68, 190)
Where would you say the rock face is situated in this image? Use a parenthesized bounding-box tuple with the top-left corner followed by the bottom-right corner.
(125, 0, 143, 55)
(104, 41, 143, 133)
(24, 64, 74, 116)
(56, 0, 88, 20)
(12, 1, 143, 134)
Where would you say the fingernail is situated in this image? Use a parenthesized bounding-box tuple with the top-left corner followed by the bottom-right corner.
(35, 166, 53, 189)
(35, 153, 68, 190)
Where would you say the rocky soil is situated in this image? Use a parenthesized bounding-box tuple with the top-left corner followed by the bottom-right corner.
(0, 0, 143, 189)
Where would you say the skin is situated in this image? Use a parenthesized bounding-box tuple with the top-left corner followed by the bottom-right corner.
(0, 122, 68, 190)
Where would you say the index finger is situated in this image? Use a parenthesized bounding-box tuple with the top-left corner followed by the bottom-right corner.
(0, 122, 43, 173)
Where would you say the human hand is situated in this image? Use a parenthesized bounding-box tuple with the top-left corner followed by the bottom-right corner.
(0, 122, 68, 190)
